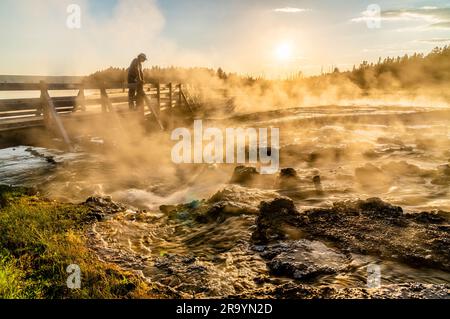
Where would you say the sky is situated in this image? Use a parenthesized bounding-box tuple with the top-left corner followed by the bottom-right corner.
(0, 0, 449, 77)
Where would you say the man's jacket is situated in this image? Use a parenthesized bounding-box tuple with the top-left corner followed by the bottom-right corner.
(128, 58, 144, 83)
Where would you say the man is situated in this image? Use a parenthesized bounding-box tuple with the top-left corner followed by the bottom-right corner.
(128, 53, 147, 110)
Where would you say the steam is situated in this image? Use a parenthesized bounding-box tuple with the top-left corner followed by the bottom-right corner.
(2, 1, 449, 213)
(193, 70, 450, 116)
(1, 0, 211, 75)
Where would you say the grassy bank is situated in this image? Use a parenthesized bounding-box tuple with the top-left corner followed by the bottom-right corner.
(0, 185, 152, 299)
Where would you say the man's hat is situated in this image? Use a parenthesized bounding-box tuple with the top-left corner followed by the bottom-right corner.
(138, 53, 147, 61)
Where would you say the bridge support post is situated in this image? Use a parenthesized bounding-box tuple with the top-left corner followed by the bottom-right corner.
(100, 83, 113, 113)
(178, 84, 182, 108)
(142, 91, 164, 131)
(180, 86, 194, 114)
(167, 83, 174, 129)
(75, 82, 86, 112)
(157, 83, 161, 112)
(39, 81, 73, 151)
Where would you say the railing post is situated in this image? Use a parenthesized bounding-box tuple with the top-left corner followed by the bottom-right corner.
(168, 83, 174, 128)
(36, 82, 45, 117)
(142, 84, 164, 131)
(100, 85, 107, 113)
(179, 85, 194, 115)
(39, 81, 73, 151)
(100, 82, 113, 112)
(40, 81, 51, 127)
(168, 82, 173, 110)
(75, 82, 86, 112)
(178, 84, 182, 108)
(157, 82, 161, 112)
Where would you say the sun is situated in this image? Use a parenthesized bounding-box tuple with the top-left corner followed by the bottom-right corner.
(275, 42, 292, 61)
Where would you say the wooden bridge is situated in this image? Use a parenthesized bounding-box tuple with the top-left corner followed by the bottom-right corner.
(0, 80, 196, 149)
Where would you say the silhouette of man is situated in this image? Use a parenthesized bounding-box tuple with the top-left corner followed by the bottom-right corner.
(128, 53, 147, 110)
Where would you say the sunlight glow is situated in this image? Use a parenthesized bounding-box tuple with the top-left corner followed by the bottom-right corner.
(275, 42, 293, 62)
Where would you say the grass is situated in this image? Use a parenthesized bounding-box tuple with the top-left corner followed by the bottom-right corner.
(0, 185, 154, 299)
(0, 256, 29, 298)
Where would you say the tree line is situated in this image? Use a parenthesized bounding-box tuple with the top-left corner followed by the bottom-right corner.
(87, 46, 450, 91)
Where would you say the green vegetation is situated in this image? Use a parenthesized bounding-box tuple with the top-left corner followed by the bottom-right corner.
(0, 185, 152, 299)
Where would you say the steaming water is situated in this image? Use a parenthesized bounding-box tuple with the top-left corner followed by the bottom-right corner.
(1, 105, 449, 297)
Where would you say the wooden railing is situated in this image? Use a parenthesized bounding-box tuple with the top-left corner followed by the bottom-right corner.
(0, 81, 195, 149)
(0, 81, 193, 128)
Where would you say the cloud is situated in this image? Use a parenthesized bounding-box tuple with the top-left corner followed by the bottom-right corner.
(0, 0, 311, 76)
(421, 6, 438, 10)
(274, 7, 310, 13)
(350, 6, 450, 29)
(0, 0, 212, 75)
(417, 38, 450, 43)
(429, 21, 450, 29)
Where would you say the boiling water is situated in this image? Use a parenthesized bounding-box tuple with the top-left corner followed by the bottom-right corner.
(1, 105, 449, 297)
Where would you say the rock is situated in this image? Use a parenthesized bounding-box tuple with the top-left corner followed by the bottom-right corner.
(351, 197, 403, 219)
(161, 185, 280, 224)
(233, 281, 449, 299)
(262, 240, 349, 280)
(44, 156, 57, 164)
(83, 196, 125, 220)
(230, 166, 259, 186)
(195, 202, 256, 223)
(271, 282, 449, 299)
(252, 198, 304, 244)
(25, 147, 57, 165)
(208, 185, 279, 207)
(278, 168, 300, 189)
(407, 211, 447, 224)
(252, 197, 450, 271)
(303, 199, 449, 270)
(280, 168, 297, 178)
(313, 175, 323, 193)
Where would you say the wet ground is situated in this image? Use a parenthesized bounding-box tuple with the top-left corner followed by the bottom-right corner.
(1, 105, 449, 298)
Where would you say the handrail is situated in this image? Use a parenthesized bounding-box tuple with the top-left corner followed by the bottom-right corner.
(0, 82, 193, 135)
(0, 82, 132, 91)
(0, 81, 185, 91)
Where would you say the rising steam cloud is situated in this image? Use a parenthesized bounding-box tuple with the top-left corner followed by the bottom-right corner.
(0, 0, 213, 75)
